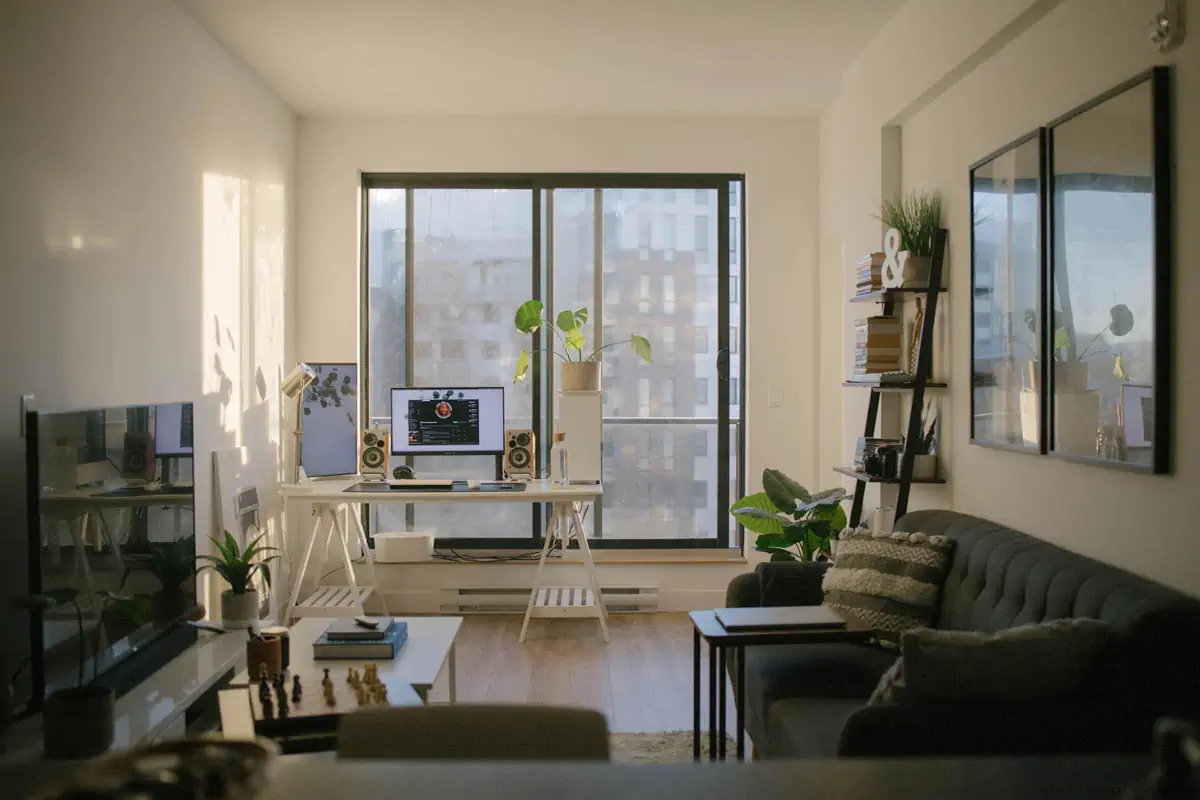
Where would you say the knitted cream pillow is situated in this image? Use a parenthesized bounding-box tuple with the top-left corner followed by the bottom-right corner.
(822, 528, 953, 646)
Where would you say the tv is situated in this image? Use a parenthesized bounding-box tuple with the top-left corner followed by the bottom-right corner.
(390, 387, 505, 456)
(23, 403, 199, 708)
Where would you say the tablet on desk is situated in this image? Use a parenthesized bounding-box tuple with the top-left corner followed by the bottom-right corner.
(714, 606, 848, 632)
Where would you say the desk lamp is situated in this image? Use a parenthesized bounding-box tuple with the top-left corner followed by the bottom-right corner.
(281, 363, 317, 484)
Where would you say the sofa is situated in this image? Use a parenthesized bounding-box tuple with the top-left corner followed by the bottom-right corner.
(725, 509, 1200, 758)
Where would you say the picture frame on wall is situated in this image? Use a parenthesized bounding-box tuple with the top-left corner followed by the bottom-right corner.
(1046, 67, 1172, 474)
(969, 129, 1046, 453)
(300, 362, 359, 478)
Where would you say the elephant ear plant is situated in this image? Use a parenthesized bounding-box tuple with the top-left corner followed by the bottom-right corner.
(731, 469, 848, 562)
(511, 300, 651, 382)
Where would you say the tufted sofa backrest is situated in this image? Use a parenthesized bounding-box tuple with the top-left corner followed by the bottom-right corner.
(896, 509, 1200, 710)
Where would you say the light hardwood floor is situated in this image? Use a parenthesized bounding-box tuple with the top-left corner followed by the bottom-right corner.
(452, 613, 738, 734)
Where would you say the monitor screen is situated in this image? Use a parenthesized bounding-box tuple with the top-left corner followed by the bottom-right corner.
(391, 387, 505, 455)
(153, 402, 194, 456)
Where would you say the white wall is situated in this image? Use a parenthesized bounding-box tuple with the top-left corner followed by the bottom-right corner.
(0, 0, 297, 617)
(294, 116, 817, 605)
(818, 0, 1200, 595)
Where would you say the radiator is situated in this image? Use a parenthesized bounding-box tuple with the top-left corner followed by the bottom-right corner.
(439, 585, 658, 614)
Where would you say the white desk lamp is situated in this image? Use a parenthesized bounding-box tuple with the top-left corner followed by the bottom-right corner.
(282, 363, 317, 484)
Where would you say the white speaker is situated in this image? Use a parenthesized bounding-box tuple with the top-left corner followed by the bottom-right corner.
(504, 428, 536, 480)
(556, 391, 601, 483)
(359, 428, 390, 478)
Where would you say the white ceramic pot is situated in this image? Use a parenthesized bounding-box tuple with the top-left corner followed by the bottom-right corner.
(561, 361, 601, 392)
(900, 254, 932, 287)
(911, 454, 938, 481)
(221, 590, 259, 629)
(1055, 361, 1090, 393)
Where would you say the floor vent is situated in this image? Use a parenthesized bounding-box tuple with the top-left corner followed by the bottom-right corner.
(440, 585, 658, 614)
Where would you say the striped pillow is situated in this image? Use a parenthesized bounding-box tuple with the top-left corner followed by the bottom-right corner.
(822, 528, 953, 646)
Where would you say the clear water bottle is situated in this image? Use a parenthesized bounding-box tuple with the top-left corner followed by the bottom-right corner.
(552, 432, 569, 486)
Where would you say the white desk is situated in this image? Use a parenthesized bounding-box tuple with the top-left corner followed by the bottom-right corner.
(279, 480, 607, 641)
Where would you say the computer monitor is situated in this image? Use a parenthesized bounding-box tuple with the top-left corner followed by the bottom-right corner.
(153, 401, 194, 456)
(390, 387, 505, 456)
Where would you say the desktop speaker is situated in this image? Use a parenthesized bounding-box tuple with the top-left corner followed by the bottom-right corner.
(504, 428, 536, 480)
(121, 432, 156, 480)
(359, 428, 390, 477)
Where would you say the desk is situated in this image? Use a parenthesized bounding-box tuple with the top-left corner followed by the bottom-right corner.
(279, 481, 606, 640)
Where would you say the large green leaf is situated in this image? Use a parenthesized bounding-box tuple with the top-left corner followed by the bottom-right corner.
(514, 300, 545, 334)
(631, 334, 652, 363)
(753, 532, 796, 551)
(808, 502, 848, 534)
(573, 307, 589, 327)
(730, 492, 785, 534)
(565, 328, 586, 352)
(768, 549, 798, 562)
(556, 309, 579, 333)
(513, 349, 531, 382)
(762, 469, 810, 513)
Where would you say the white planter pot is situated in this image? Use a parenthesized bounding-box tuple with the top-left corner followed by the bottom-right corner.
(221, 590, 259, 629)
(561, 361, 601, 392)
(900, 254, 932, 287)
(911, 454, 938, 481)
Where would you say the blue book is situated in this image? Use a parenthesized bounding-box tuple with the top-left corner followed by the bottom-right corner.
(312, 620, 408, 660)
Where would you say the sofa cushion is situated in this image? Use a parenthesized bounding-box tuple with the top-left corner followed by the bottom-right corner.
(765, 697, 862, 758)
(823, 528, 954, 645)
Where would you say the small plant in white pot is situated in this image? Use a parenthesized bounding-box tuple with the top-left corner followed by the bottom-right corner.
(879, 191, 942, 287)
(13, 588, 146, 758)
(199, 531, 280, 629)
(511, 300, 651, 391)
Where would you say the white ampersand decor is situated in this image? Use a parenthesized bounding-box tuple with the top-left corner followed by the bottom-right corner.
(881, 227, 908, 289)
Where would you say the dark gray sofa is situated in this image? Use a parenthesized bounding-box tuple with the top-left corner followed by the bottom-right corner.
(726, 509, 1200, 758)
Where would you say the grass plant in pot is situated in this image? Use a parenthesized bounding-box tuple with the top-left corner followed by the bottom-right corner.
(123, 534, 198, 624)
(879, 192, 942, 287)
(511, 300, 651, 390)
(199, 531, 280, 630)
(731, 469, 849, 562)
(13, 589, 146, 758)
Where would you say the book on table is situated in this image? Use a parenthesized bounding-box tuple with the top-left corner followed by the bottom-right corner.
(714, 606, 849, 632)
(313, 619, 408, 659)
(324, 616, 396, 641)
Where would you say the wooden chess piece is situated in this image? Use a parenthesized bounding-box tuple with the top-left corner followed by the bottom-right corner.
(324, 687, 336, 707)
(356, 686, 367, 706)
(322, 668, 332, 691)
(261, 695, 274, 720)
(258, 662, 270, 685)
(291, 675, 302, 704)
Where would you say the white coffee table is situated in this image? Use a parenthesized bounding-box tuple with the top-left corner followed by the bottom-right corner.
(237, 616, 464, 702)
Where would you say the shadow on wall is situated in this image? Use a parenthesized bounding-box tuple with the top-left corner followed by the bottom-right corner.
(201, 172, 288, 620)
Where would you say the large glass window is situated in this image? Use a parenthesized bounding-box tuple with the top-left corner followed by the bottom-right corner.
(362, 176, 744, 547)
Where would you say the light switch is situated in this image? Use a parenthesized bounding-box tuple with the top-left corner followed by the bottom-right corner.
(768, 388, 784, 408)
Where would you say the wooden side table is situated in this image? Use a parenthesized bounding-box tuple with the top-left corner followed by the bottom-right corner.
(688, 608, 873, 762)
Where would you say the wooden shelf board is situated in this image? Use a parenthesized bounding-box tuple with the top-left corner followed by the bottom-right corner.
(832, 466, 946, 485)
(849, 287, 948, 304)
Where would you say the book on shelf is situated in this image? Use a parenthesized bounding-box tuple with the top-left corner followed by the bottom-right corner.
(313, 620, 409, 660)
(847, 371, 914, 385)
(854, 252, 885, 294)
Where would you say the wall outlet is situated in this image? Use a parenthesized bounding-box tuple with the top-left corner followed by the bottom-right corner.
(768, 388, 784, 408)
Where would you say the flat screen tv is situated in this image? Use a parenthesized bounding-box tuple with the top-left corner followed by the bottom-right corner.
(22, 402, 199, 708)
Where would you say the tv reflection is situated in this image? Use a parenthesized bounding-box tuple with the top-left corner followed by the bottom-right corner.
(36, 402, 198, 693)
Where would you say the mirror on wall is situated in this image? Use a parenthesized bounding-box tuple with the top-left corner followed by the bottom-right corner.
(970, 130, 1045, 453)
(1048, 67, 1171, 473)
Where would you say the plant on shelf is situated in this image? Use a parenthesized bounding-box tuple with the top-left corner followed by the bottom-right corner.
(1023, 304, 1135, 389)
(511, 300, 651, 390)
(12, 588, 146, 758)
(878, 191, 943, 258)
(122, 534, 198, 622)
(198, 531, 280, 629)
(731, 469, 848, 562)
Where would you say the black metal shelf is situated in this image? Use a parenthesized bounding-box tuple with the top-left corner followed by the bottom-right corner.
(849, 287, 948, 304)
(843, 380, 947, 391)
(833, 466, 946, 485)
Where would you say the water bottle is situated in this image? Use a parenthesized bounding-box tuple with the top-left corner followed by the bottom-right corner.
(552, 432, 569, 486)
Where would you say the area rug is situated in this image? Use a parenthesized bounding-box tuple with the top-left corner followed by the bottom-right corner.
(610, 731, 740, 763)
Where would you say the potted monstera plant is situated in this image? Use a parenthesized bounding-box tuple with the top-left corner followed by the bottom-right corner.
(199, 531, 280, 629)
(731, 469, 848, 562)
(14, 589, 146, 758)
(511, 300, 651, 391)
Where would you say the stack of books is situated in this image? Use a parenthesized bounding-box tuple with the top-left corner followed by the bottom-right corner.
(855, 253, 885, 296)
(855, 437, 903, 473)
(853, 316, 903, 375)
(313, 616, 408, 660)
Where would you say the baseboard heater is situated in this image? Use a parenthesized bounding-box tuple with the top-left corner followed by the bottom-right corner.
(440, 585, 658, 614)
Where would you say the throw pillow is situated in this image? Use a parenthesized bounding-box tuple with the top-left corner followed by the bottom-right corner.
(822, 528, 953, 646)
(867, 657, 906, 705)
(900, 618, 1111, 702)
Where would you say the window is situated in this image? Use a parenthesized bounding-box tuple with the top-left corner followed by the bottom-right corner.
(441, 340, 466, 360)
(693, 429, 709, 457)
(637, 377, 651, 417)
(637, 431, 649, 472)
(482, 341, 501, 360)
(638, 214, 651, 261)
(662, 325, 675, 367)
(695, 215, 711, 264)
(664, 214, 677, 261)
(482, 302, 502, 323)
(413, 341, 433, 360)
(605, 282, 619, 305)
(638, 274, 651, 313)
(695, 326, 709, 354)
(663, 274, 676, 314)
(662, 377, 676, 415)
(730, 327, 739, 355)
(730, 276, 740, 304)
(729, 377, 740, 404)
(693, 480, 709, 507)
(664, 433, 675, 471)
(696, 377, 709, 405)
(663, 485, 677, 521)
(695, 189, 710, 206)
(603, 325, 615, 346)
(696, 275, 715, 307)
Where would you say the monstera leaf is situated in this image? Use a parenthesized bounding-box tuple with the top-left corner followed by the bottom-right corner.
(730, 493, 789, 535)
(514, 300, 545, 334)
(631, 335, 652, 364)
(513, 349, 531, 383)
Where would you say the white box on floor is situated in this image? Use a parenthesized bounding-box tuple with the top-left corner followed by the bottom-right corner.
(556, 390, 601, 483)
(374, 531, 435, 562)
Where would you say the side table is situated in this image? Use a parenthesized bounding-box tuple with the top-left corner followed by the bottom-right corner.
(688, 608, 873, 761)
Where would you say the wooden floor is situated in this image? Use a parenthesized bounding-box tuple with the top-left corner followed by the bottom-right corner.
(452, 613, 738, 734)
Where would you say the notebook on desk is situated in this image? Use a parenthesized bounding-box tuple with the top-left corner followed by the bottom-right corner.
(714, 606, 848, 632)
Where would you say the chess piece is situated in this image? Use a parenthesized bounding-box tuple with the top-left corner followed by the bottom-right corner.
(324, 687, 335, 707)
(260, 696, 274, 720)
(356, 686, 367, 706)
(258, 662, 270, 685)
(291, 675, 302, 704)
(322, 668, 332, 691)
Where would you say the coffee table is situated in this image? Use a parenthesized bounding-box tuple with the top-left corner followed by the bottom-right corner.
(689, 607, 873, 762)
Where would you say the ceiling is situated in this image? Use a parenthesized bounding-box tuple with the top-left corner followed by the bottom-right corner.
(180, 0, 902, 117)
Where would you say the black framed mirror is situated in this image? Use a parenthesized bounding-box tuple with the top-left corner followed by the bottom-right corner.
(970, 129, 1045, 452)
(1047, 67, 1172, 473)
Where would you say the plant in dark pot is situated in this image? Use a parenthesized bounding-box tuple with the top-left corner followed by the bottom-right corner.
(511, 300, 651, 391)
(199, 531, 280, 630)
(123, 534, 197, 624)
(731, 469, 848, 562)
(13, 589, 146, 759)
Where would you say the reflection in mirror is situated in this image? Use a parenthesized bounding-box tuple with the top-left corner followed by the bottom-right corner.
(36, 403, 197, 693)
(1050, 74, 1161, 470)
(971, 132, 1043, 450)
